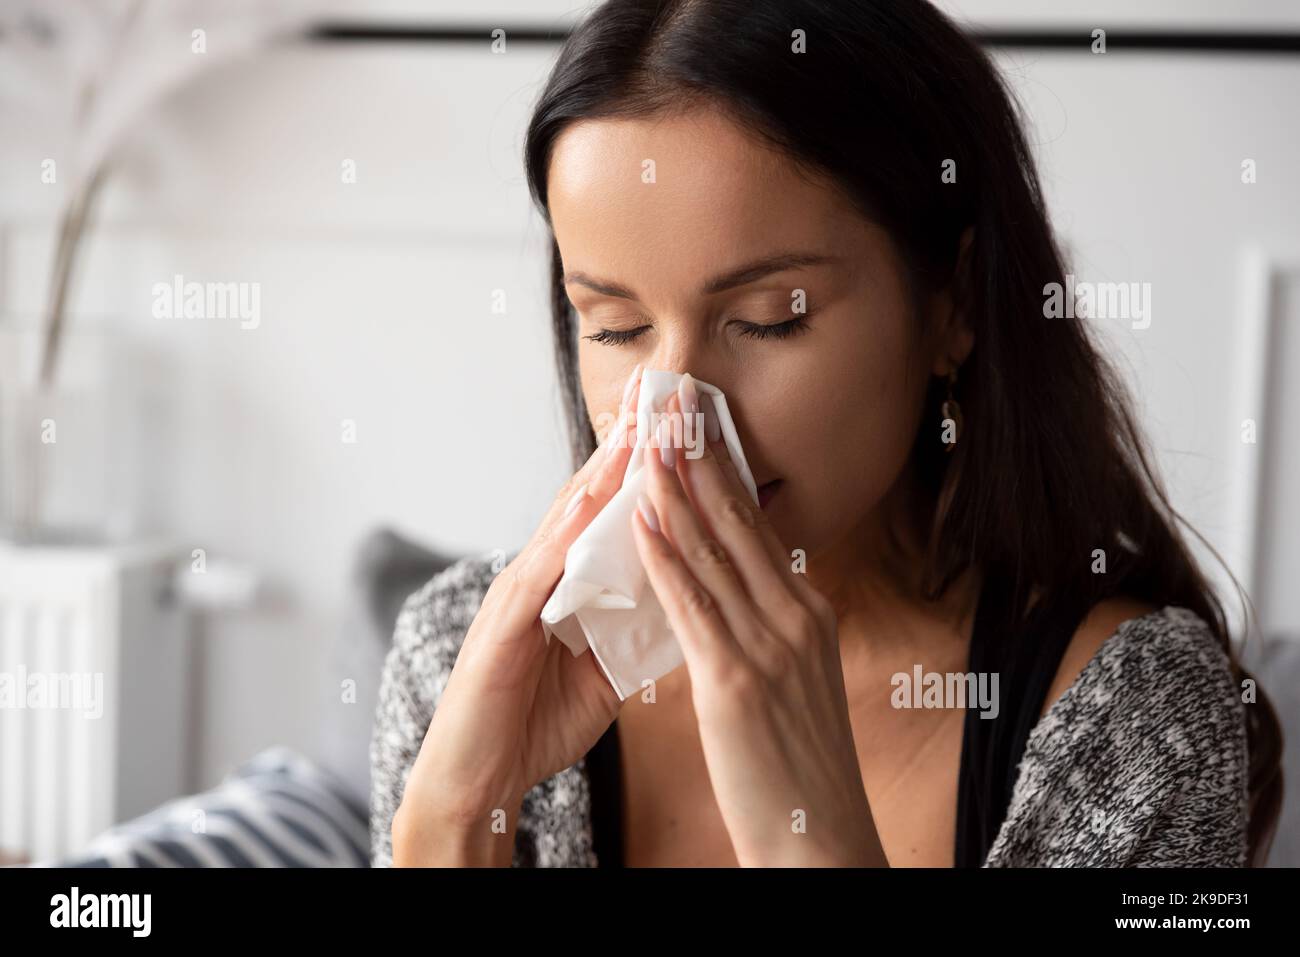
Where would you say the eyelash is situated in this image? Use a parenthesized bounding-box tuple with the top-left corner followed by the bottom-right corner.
(736, 315, 813, 341)
(582, 313, 814, 346)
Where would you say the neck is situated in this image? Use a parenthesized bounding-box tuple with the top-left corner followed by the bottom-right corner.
(806, 463, 980, 660)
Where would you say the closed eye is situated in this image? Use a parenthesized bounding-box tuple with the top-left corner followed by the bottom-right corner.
(582, 326, 649, 346)
(732, 315, 813, 340)
(582, 311, 815, 346)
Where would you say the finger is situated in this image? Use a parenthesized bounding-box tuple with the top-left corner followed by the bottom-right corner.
(569, 362, 643, 505)
(677, 387, 821, 631)
(676, 391, 786, 589)
(630, 488, 742, 677)
(594, 365, 642, 456)
(640, 402, 767, 647)
(696, 390, 825, 609)
(494, 365, 642, 624)
(553, 362, 642, 520)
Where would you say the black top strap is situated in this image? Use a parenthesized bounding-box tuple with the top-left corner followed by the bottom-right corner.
(954, 579, 1093, 866)
(586, 720, 624, 867)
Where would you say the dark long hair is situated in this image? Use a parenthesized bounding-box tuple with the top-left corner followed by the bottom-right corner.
(522, 0, 1283, 864)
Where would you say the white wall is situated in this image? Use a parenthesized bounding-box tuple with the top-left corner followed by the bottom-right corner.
(2, 0, 1298, 789)
(2, 36, 576, 787)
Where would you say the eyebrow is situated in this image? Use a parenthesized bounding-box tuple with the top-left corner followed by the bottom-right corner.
(563, 251, 841, 301)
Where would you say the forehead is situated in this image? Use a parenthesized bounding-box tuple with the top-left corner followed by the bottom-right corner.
(546, 107, 855, 301)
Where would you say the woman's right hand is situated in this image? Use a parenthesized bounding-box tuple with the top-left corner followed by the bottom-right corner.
(391, 366, 643, 866)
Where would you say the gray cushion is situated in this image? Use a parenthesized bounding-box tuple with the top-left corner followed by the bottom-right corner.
(47, 747, 368, 867)
(315, 527, 460, 809)
(1241, 632, 1300, 867)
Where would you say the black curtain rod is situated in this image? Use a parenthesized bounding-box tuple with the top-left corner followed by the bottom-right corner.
(305, 23, 1300, 54)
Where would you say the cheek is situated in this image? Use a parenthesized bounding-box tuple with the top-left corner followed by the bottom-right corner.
(579, 350, 635, 441)
(741, 312, 926, 549)
(822, 349, 925, 493)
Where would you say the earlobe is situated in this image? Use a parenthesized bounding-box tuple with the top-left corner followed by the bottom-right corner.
(931, 336, 972, 378)
(957, 225, 975, 261)
(945, 325, 976, 375)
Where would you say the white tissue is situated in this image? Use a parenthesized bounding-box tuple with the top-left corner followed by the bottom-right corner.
(539, 369, 759, 700)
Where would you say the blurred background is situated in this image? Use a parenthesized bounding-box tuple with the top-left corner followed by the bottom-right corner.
(0, 0, 1298, 867)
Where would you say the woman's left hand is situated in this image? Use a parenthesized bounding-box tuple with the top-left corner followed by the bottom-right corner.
(629, 387, 889, 867)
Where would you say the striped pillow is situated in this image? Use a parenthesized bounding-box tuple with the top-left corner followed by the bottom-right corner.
(49, 747, 369, 867)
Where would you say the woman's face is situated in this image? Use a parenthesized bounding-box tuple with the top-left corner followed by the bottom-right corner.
(547, 105, 965, 566)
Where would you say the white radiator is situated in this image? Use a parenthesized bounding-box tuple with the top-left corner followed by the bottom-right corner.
(0, 543, 190, 864)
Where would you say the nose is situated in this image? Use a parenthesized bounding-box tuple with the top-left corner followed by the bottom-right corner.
(643, 329, 742, 461)
(647, 326, 730, 395)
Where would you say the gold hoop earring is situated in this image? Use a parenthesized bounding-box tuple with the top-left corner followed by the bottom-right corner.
(940, 369, 962, 453)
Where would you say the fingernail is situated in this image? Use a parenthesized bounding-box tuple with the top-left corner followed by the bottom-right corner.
(678, 373, 698, 416)
(621, 363, 642, 409)
(563, 483, 589, 518)
(656, 417, 675, 470)
(701, 393, 722, 443)
(678, 375, 702, 455)
(637, 492, 660, 532)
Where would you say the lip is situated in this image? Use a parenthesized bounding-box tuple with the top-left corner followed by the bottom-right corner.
(757, 479, 784, 510)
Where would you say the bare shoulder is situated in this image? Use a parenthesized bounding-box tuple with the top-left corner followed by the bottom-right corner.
(1038, 596, 1161, 721)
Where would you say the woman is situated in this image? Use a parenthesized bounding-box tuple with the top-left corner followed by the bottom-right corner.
(371, 0, 1283, 867)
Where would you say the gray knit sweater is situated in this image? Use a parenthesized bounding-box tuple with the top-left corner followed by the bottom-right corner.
(369, 553, 1250, 867)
